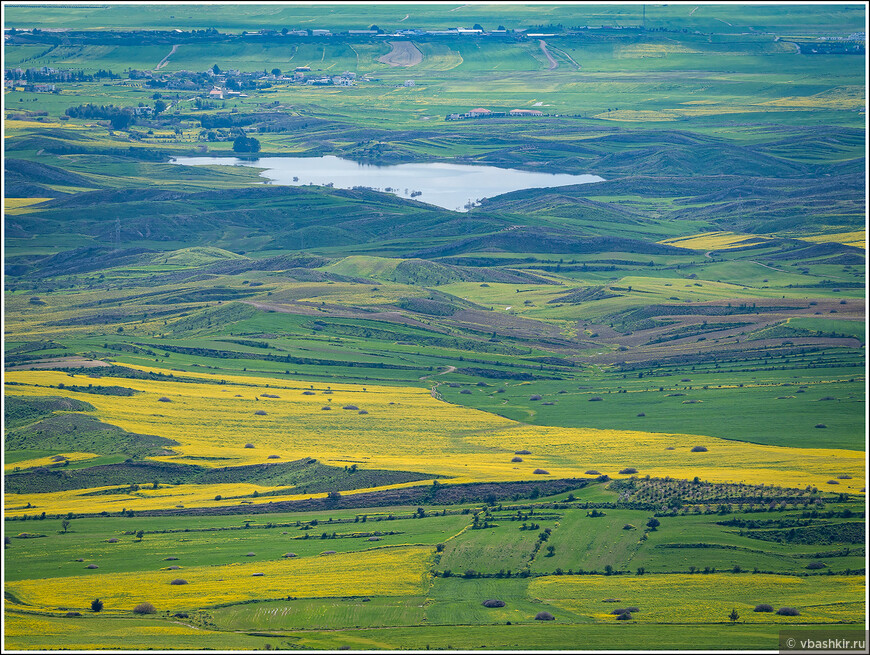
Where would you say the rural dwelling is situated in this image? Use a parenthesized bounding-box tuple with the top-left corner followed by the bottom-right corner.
(208, 87, 224, 99)
(467, 108, 492, 117)
(509, 109, 543, 116)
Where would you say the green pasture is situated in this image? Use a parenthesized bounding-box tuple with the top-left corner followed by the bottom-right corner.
(438, 363, 866, 451)
(3, 513, 470, 583)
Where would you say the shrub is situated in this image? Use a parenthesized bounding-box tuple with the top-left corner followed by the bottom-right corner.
(533, 469, 549, 475)
(619, 468, 638, 474)
(615, 612, 632, 620)
(776, 607, 800, 616)
(753, 604, 774, 613)
(623, 524, 635, 530)
(91, 598, 103, 612)
(133, 602, 156, 615)
(343, 405, 359, 410)
(322, 406, 332, 410)
(282, 553, 297, 558)
(460, 389, 472, 395)
(158, 397, 171, 402)
(637, 413, 645, 417)
(321, 550, 337, 555)
(665, 446, 675, 450)
(534, 611, 555, 621)
(65, 611, 82, 617)
(837, 474, 853, 479)
(86, 564, 99, 569)
(164, 557, 179, 561)
(358, 409, 369, 415)
(529, 395, 542, 401)
(254, 410, 267, 416)
(169, 579, 188, 585)
(496, 388, 506, 393)
(75, 558, 84, 562)
(515, 450, 531, 455)
(826, 480, 839, 485)
(585, 469, 600, 475)
(246, 552, 256, 557)
(302, 391, 315, 395)
(806, 561, 826, 570)
(167, 565, 181, 570)
(244, 443, 255, 448)
(482, 599, 506, 608)
(589, 397, 603, 402)
(267, 454, 280, 459)
(511, 457, 523, 462)
(106, 538, 119, 543)
(368, 536, 381, 541)
(691, 446, 708, 452)
(261, 393, 279, 398)
(252, 572, 265, 576)
(815, 424, 827, 428)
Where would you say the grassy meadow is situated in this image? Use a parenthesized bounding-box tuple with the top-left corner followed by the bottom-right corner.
(3, 3, 866, 651)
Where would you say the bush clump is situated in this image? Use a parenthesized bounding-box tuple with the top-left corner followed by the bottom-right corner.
(358, 409, 369, 414)
(585, 469, 600, 475)
(533, 469, 550, 475)
(282, 553, 297, 558)
(322, 406, 332, 411)
(511, 456, 523, 462)
(343, 405, 359, 410)
(65, 611, 82, 617)
(86, 564, 99, 569)
(826, 480, 839, 485)
(460, 389, 472, 395)
(805, 561, 827, 570)
(133, 602, 156, 615)
(254, 410, 267, 416)
(163, 557, 179, 561)
(167, 565, 181, 570)
(529, 395, 542, 401)
(534, 611, 555, 621)
(245, 552, 256, 557)
(815, 424, 827, 428)
(615, 612, 632, 620)
(837, 474, 853, 479)
(169, 579, 188, 585)
(244, 443, 255, 449)
(776, 607, 800, 616)
(690, 445, 708, 452)
(267, 454, 280, 459)
(515, 450, 532, 455)
(753, 604, 774, 612)
(252, 572, 264, 576)
(589, 397, 603, 402)
(637, 412, 645, 417)
(482, 599, 506, 608)
(619, 467, 638, 474)
(302, 391, 315, 395)
(158, 397, 171, 402)
(106, 538, 119, 543)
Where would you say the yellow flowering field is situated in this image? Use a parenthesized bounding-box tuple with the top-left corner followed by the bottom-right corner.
(659, 232, 773, 251)
(530, 574, 866, 624)
(5, 479, 445, 517)
(801, 231, 865, 249)
(4, 197, 53, 214)
(4, 452, 98, 472)
(7, 545, 431, 612)
(4, 368, 864, 510)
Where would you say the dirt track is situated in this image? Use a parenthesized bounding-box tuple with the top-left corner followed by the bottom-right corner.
(379, 41, 423, 67)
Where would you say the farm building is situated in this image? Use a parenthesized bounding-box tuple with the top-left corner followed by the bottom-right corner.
(509, 109, 543, 116)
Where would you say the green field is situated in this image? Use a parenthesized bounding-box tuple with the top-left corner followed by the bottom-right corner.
(3, 3, 865, 651)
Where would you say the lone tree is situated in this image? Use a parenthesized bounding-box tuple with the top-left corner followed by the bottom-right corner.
(232, 135, 261, 153)
(728, 608, 740, 623)
(61, 519, 71, 533)
(91, 598, 103, 612)
(646, 517, 660, 531)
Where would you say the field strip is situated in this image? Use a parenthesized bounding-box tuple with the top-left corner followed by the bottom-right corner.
(548, 44, 581, 69)
(379, 41, 423, 67)
(155, 44, 178, 70)
(538, 40, 558, 70)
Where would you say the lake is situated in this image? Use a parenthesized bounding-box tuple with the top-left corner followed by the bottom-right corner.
(170, 155, 604, 212)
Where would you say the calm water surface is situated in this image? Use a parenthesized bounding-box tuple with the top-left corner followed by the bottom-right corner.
(170, 155, 604, 212)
